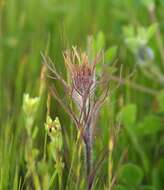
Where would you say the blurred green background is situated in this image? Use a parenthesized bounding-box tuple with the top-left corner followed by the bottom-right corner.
(0, 0, 164, 189)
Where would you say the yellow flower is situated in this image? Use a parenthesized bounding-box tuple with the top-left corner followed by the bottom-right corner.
(23, 93, 40, 117)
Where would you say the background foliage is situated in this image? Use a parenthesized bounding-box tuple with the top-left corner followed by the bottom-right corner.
(0, 0, 164, 189)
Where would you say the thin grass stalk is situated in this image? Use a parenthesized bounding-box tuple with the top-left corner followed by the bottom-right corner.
(85, 124, 93, 190)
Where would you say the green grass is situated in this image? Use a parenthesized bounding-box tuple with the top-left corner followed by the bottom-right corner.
(0, 0, 164, 189)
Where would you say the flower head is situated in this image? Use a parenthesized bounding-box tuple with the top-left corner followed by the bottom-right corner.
(45, 116, 63, 164)
(45, 116, 61, 139)
(23, 93, 40, 117)
(64, 48, 98, 109)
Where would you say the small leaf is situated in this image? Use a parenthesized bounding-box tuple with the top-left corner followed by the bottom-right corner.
(147, 23, 158, 40)
(104, 46, 118, 63)
(136, 115, 162, 135)
(91, 31, 105, 57)
(96, 31, 105, 51)
(125, 38, 139, 52)
(92, 31, 105, 55)
(138, 27, 147, 41)
(117, 104, 137, 126)
(123, 26, 135, 38)
(119, 163, 143, 187)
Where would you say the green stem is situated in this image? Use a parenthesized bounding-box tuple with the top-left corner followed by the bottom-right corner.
(148, 5, 164, 69)
(58, 172, 62, 190)
(85, 123, 93, 190)
(49, 170, 57, 188)
(43, 133, 48, 162)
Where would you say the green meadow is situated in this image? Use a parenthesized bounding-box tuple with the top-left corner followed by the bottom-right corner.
(0, 0, 164, 189)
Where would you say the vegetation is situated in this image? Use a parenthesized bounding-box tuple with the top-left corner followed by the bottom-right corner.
(0, 0, 164, 189)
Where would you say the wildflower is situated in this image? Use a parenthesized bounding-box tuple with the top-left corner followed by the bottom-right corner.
(23, 93, 41, 190)
(23, 93, 40, 135)
(45, 116, 62, 142)
(45, 116, 63, 162)
(42, 47, 109, 190)
(23, 93, 40, 117)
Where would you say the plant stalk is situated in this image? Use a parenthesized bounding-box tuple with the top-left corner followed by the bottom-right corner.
(85, 123, 93, 190)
